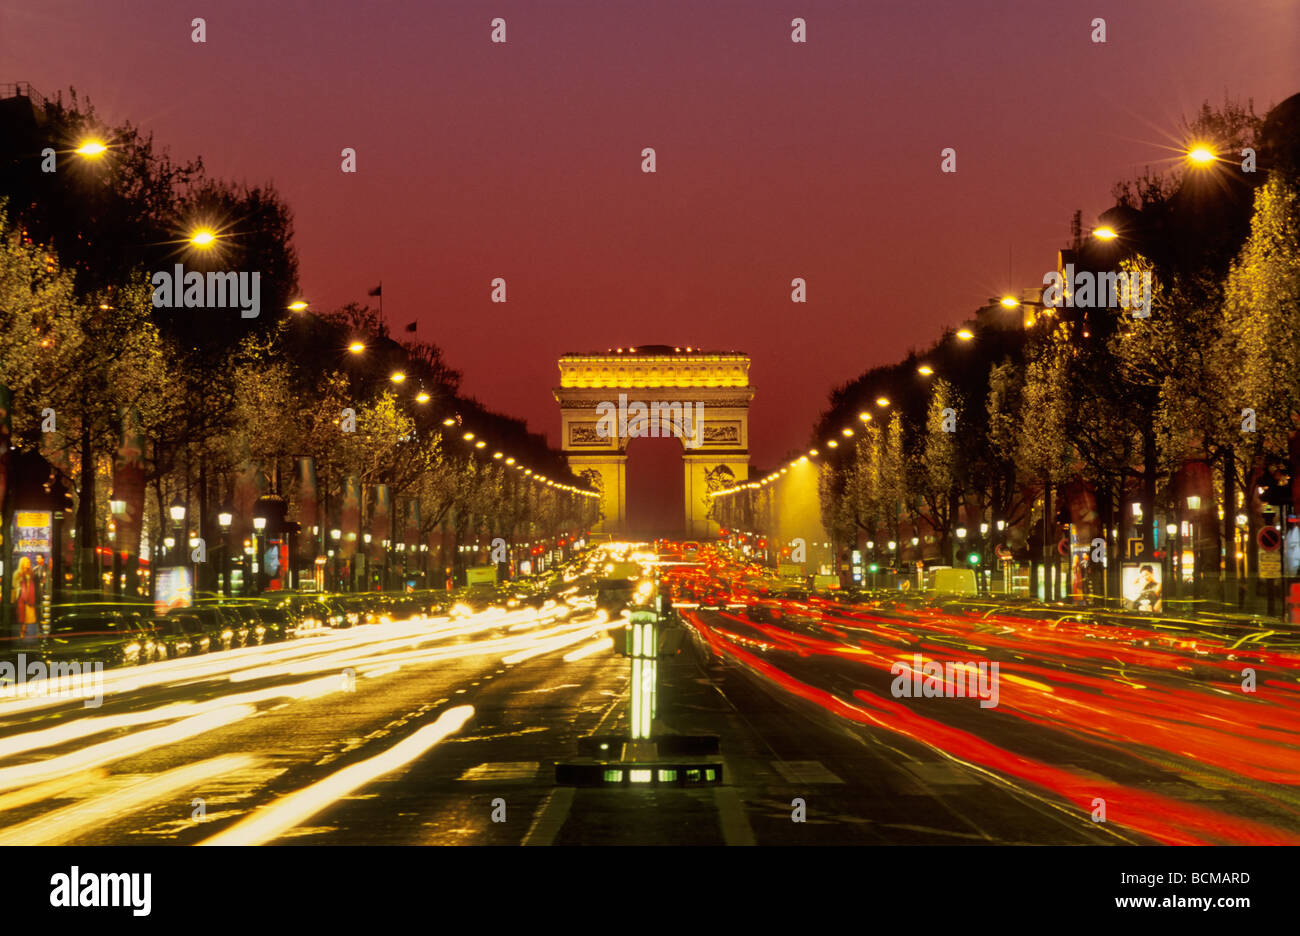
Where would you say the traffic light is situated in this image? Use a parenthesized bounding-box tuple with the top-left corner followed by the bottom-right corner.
(967, 552, 981, 566)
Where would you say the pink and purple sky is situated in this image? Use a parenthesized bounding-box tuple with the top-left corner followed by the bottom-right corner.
(4, 0, 1298, 475)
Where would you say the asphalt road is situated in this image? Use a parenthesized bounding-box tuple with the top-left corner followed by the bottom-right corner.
(1, 584, 1295, 845)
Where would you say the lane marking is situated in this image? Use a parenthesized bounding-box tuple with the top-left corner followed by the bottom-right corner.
(458, 761, 539, 781)
(771, 760, 845, 785)
(521, 787, 575, 846)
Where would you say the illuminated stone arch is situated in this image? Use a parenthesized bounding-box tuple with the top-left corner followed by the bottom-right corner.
(554, 346, 753, 538)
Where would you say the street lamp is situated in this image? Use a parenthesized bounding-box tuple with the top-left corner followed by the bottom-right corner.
(169, 497, 187, 569)
(1186, 495, 1202, 595)
(1186, 145, 1217, 165)
(74, 139, 108, 158)
(363, 532, 373, 592)
(253, 516, 267, 595)
(109, 493, 126, 597)
(287, 300, 309, 312)
(1166, 521, 1179, 600)
(218, 508, 233, 597)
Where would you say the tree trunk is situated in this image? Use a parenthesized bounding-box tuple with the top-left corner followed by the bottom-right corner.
(1221, 448, 1235, 606)
(1041, 477, 1053, 601)
(77, 422, 97, 591)
(1140, 428, 1157, 558)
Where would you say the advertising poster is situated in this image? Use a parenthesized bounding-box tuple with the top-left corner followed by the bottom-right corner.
(154, 565, 194, 615)
(1122, 562, 1163, 613)
(12, 510, 52, 633)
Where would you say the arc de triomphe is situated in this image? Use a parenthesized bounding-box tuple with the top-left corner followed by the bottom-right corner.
(553, 346, 753, 538)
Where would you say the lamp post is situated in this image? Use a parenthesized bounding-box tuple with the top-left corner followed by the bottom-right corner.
(330, 528, 341, 592)
(1166, 521, 1179, 603)
(363, 532, 372, 592)
(252, 516, 267, 594)
(1186, 494, 1202, 598)
(169, 497, 187, 568)
(218, 507, 233, 597)
(109, 493, 126, 597)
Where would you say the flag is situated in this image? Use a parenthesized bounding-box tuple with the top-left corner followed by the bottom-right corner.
(405, 321, 417, 333)
(367, 284, 382, 297)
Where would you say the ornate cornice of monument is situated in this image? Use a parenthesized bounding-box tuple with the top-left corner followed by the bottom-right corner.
(554, 387, 755, 405)
(556, 348, 751, 390)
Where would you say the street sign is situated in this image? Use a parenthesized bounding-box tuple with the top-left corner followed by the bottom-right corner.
(995, 544, 1011, 560)
(1258, 526, 1282, 551)
(1057, 538, 1069, 556)
(1126, 538, 1146, 559)
(1260, 549, 1282, 580)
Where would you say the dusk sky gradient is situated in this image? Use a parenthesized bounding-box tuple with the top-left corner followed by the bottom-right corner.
(4, 0, 1298, 478)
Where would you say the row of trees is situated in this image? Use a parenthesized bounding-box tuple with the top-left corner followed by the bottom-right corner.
(0, 85, 596, 604)
(729, 94, 1300, 605)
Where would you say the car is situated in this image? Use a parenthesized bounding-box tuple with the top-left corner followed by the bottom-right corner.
(251, 605, 294, 642)
(595, 577, 636, 615)
(169, 607, 237, 652)
(149, 615, 207, 658)
(40, 611, 151, 668)
(161, 612, 214, 654)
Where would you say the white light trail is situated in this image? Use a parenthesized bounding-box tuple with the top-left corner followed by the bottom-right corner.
(200, 705, 474, 846)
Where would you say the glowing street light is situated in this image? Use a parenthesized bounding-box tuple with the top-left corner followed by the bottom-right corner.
(287, 300, 309, 312)
(389, 371, 406, 384)
(348, 341, 366, 354)
(189, 229, 217, 249)
(841, 427, 853, 437)
(875, 397, 890, 407)
(999, 296, 1020, 308)
(415, 391, 431, 404)
(1092, 227, 1118, 240)
(955, 329, 974, 341)
(858, 411, 871, 422)
(75, 139, 108, 158)
(1186, 144, 1216, 165)
(917, 364, 934, 376)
